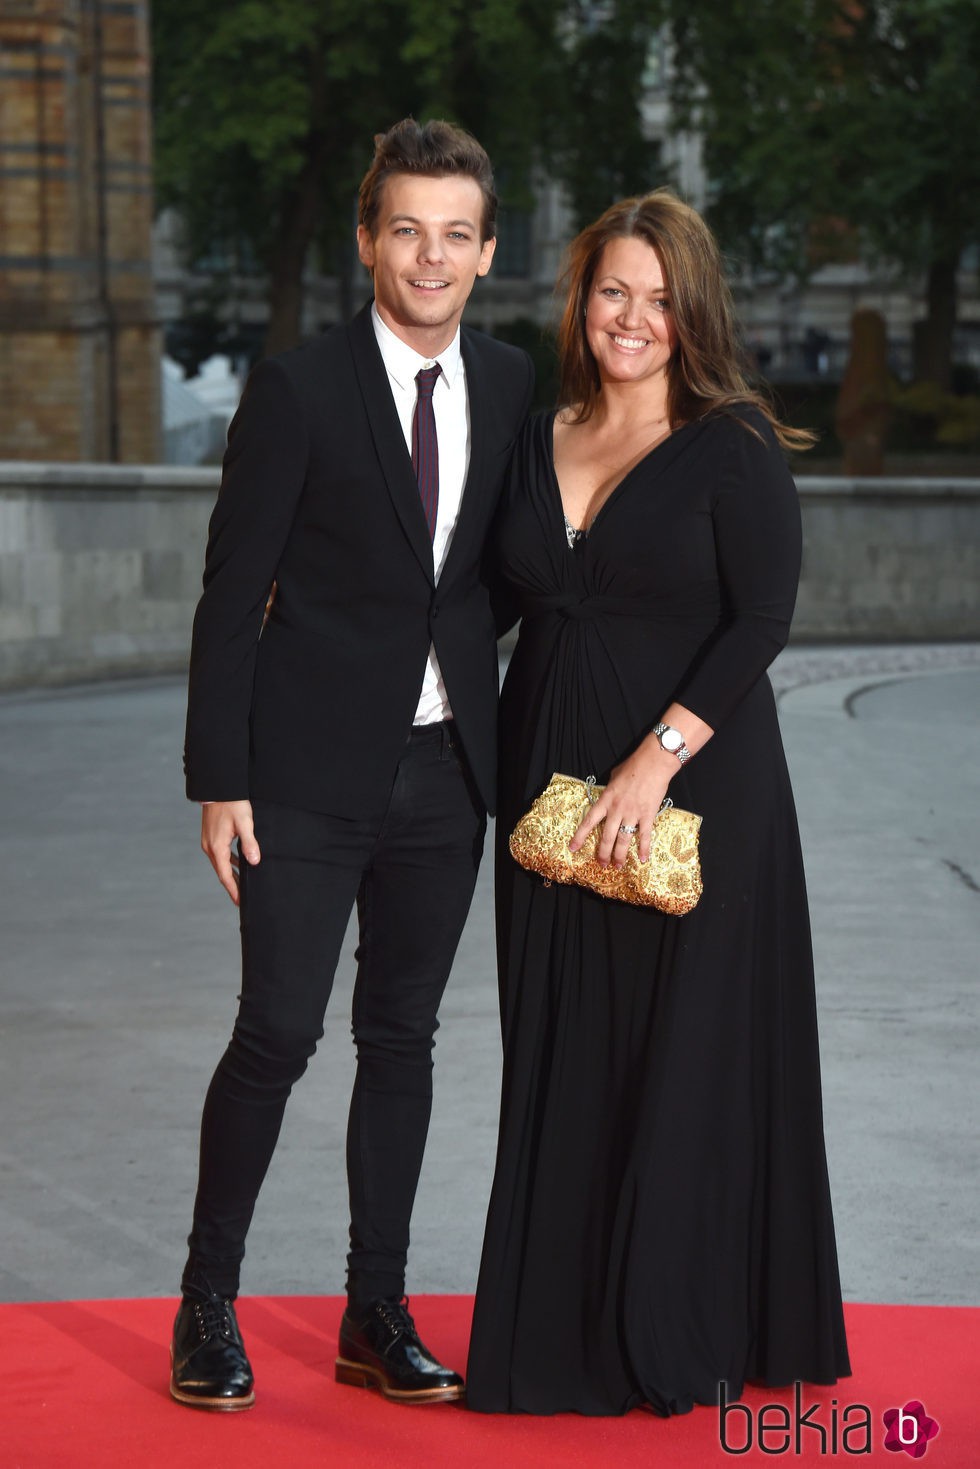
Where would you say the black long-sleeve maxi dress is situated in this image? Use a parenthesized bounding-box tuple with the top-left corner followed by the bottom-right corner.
(466, 406, 850, 1416)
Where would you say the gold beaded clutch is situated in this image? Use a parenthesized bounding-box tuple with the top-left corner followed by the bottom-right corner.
(509, 772, 703, 915)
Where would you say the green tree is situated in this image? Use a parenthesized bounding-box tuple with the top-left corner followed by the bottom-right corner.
(547, 1, 665, 228)
(665, 0, 980, 386)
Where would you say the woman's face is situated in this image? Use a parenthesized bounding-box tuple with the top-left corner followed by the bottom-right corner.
(584, 236, 677, 391)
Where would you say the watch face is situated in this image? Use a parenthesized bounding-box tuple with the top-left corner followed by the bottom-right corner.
(661, 727, 684, 752)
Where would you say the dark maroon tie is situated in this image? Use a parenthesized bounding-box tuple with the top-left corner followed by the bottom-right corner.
(412, 363, 442, 540)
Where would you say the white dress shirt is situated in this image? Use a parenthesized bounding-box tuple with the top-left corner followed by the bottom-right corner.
(371, 304, 471, 725)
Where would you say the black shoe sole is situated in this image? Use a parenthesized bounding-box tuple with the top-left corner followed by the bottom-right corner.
(335, 1355, 464, 1404)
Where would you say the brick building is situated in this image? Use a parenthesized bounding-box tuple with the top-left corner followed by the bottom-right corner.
(0, 0, 160, 462)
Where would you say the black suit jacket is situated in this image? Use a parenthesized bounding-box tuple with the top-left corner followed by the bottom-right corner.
(183, 302, 534, 818)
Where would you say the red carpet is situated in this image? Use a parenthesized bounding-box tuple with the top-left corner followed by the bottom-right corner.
(3, 1296, 974, 1467)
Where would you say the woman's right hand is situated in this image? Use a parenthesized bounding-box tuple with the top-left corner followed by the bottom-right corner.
(569, 701, 713, 867)
(569, 743, 675, 868)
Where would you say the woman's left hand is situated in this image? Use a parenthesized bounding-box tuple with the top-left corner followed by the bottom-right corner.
(569, 742, 676, 868)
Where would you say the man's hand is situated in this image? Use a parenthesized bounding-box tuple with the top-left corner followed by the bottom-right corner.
(201, 800, 261, 905)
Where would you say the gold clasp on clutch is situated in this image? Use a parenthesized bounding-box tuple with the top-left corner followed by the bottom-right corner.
(658, 795, 673, 812)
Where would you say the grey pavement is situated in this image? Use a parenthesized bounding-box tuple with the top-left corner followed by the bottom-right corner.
(1, 643, 978, 1308)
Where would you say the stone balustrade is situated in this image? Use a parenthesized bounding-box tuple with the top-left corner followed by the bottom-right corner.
(0, 463, 977, 689)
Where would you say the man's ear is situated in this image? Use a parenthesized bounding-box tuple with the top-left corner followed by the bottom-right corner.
(476, 235, 497, 278)
(356, 225, 375, 270)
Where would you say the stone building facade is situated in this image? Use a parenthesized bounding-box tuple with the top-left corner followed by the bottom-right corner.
(0, 0, 160, 462)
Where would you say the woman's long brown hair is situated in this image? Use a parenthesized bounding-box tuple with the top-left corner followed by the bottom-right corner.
(556, 190, 814, 453)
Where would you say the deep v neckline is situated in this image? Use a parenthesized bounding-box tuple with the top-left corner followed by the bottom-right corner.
(548, 408, 693, 538)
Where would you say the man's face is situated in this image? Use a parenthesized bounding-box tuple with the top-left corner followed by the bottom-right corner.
(357, 173, 496, 353)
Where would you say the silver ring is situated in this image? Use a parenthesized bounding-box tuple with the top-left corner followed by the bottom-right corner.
(618, 822, 639, 836)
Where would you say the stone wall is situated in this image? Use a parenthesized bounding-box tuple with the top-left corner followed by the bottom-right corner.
(0, 465, 977, 690)
(0, 462, 213, 688)
(795, 478, 980, 640)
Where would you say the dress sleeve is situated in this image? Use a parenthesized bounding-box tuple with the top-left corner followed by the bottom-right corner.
(673, 410, 801, 731)
(183, 357, 310, 800)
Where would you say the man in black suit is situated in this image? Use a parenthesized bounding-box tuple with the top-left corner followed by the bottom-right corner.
(170, 118, 533, 1412)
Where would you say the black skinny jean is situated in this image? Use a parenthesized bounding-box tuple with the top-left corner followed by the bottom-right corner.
(181, 722, 486, 1308)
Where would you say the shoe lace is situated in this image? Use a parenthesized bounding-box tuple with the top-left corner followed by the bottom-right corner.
(374, 1295, 415, 1338)
(193, 1296, 235, 1342)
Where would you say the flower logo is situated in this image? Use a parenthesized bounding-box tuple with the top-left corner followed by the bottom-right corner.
(883, 1400, 940, 1458)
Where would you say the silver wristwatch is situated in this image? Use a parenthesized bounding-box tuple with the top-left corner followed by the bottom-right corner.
(653, 721, 691, 764)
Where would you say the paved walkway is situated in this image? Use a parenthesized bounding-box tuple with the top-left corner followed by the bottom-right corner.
(1, 643, 978, 1307)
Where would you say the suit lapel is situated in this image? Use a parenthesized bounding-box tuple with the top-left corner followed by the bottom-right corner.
(439, 328, 489, 587)
(347, 303, 434, 582)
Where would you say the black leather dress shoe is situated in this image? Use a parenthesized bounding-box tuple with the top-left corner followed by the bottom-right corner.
(336, 1297, 464, 1403)
(169, 1292, 255, 1410)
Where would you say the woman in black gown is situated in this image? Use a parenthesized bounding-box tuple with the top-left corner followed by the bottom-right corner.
(467, 191, 850, 1416)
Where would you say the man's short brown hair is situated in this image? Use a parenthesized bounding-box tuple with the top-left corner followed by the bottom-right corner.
(358, 117, 497, 243)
